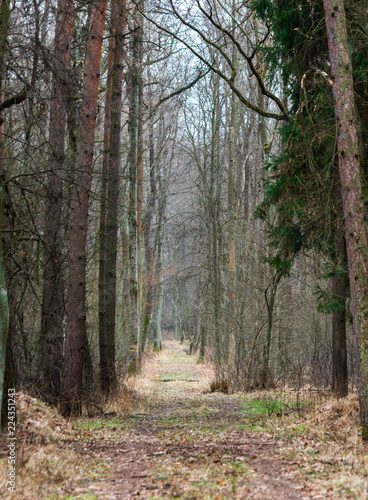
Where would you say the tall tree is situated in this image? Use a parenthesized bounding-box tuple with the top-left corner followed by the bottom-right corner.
(61, 0, 108, 416)
(253, 0, 351, 396)
(98, 12, 115, 394)
(323, 0, 368, 438)
(100, 0, 127, 392)
(139, 79, 156, 359)
(40, 0, 75, 404)
(0, 0, 10, 430)
(127, 0, 143, 370)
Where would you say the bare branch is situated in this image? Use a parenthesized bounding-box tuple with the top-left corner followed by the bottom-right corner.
(155, 69, 210, 109)
(197, 2, 289, 118)
(142, 12, 288, 121)
(0, 85, 30, 125)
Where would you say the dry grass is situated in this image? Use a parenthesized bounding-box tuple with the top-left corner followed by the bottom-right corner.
(300, 393, 361, 444)
(2, 348, 368, 498)
(263, 392, 368, 497)
(1, 442, 87, 499)
(0, 385, 134, 499)
(0, 392, 84, 499)
(84, 382, 134, 417)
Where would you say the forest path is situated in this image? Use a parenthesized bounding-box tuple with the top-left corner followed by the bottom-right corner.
(71, 342, 331, 499)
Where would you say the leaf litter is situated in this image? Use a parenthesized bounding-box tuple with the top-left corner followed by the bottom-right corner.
(1, 341, 367, 498)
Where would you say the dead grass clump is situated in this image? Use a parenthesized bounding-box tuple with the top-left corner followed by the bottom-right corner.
(84, 382, 135, 417)
(15, 392, 74, 440)
(278, 394, 368, 497)
(102, 382, 136, 415)
(0, 392, 89, 499)
(197, 362, 215, 392)
(209, 378, 232, 394)
(127, 348, 162, 395)
(0, 442, 88, 500)
(302, 393, 360, 446)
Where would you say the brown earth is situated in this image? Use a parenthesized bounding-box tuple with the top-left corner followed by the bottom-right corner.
(2, 341, 366, 499)
(63, 342, 332, 499)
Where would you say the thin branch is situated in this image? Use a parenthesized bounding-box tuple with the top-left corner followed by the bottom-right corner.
(155, 69, 210, 108)
(142, 12, 287, 121)
(0, 85, 29, 122)
(198, 2, 289, 118)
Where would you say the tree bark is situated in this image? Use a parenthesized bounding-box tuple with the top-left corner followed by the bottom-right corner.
(210, 77, 222, 370)
(136, 3, 144, 358)
(332, 169, 348, 398)
(332, 272, 348, 397)
(139, 100, 156, 360)
(324, 0, 368, 438)
(127, 1, 143, 371)
(0, 0, 10, 431)
(154, 202, 164, 351)
(227, 49, 238, 368)
(98, 22, 114, 392)
(262, 272, 281, 388)
(40, 0, 75, 404)
(176, 278, 184, 343)
(100, 0, 126, 394)
(61, 0, 108, 416)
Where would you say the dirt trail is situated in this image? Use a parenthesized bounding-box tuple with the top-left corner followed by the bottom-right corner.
(70, 342, 330, 499)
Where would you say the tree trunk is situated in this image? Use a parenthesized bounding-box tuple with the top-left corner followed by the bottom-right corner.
(332, 168, 348, 398)
(324, 0, 368, 438)
(227, 2, 237, 368)
(228, 87, 237, 367)
(98, 20, 114, 392)
(61, 0, 108, 416)
(136, 2, 144, 359)
(332, 271, 348, 397)
(127, 2, 143, 371)
(198, 314, 207, 363)
(139, 102, 156, 361)
(262, 272, 281, 388)
(175, 278, 184, 343)
(0, 0, 10, 431)
(40, 0, 75, 404)
(210, 77, 221, 370)
(154, 208, 164, 351)
(100, 0, 126, 394)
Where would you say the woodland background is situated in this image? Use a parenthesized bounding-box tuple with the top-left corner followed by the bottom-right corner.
(0, 0, 367, 437)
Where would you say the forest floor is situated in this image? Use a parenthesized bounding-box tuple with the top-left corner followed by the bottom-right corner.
(1, 341, 368, 499)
